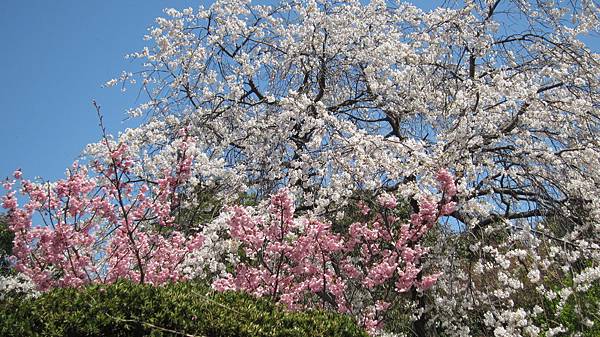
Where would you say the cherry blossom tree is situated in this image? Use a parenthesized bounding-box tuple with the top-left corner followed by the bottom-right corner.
(3, 0, 600, 335)
(105, 0, 600, 223)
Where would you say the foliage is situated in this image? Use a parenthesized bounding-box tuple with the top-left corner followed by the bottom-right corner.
(538, 277, 600, 337)
(0, 281, 367, 337)
(0, 214, 13, 275)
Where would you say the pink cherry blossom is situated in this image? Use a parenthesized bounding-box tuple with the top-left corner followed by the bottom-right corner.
(2, 130, 204, 289)
(212, 171, 458, 332)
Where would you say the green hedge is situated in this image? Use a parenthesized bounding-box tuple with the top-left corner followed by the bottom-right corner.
(0, 281, 368, 337)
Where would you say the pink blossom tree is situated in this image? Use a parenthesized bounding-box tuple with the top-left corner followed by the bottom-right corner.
(213, 169, 457, 332)
(2, 129, 204, 290)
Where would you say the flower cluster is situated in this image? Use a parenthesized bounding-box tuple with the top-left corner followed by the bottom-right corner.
(0, 273, 39, 300)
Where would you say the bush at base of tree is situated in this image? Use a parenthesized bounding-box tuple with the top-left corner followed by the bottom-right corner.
(0, 281, 368, 337)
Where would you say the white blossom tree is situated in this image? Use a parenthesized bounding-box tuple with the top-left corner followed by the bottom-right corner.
(89, 0, 600, 335)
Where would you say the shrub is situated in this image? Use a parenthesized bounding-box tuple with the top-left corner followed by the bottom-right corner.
(0, 215, 13, 276)
(0, 281, 367, 337)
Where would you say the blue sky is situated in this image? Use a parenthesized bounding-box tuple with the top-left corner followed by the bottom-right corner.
(0, 0, 191, 181)
(0, 0, 597, 183)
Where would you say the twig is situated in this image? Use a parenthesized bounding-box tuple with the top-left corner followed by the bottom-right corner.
(106, 313, 205, 337)
(191, 290, 244, 316)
